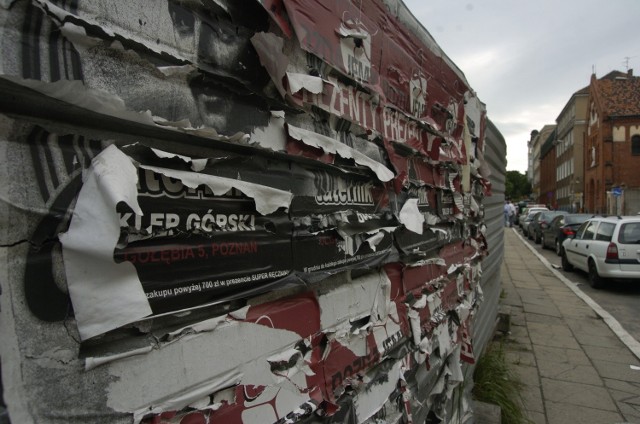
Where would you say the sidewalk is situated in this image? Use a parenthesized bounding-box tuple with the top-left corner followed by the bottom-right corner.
(500, 228, 640, 424)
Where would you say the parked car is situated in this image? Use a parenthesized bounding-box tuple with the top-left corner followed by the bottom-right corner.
(541, 213, 592, 255)
(524, 211, 543, 240)
(530, 210, 564, 244)
(518, 206, 548, 228)
(561, 216, 640, 288)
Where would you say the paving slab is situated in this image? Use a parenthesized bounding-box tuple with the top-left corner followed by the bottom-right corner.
(531, 345, 590, 366)
(501, 291, 523, 307)
(508, 335, 534, 351)
(522, 303, 562, 317)
(506, 350, 537, 367)
(572, 332, 631, 349)
(508, 323, 529, 339)
(533, 275, 562, 285)
(608, 388, 640, 422)
(540, 378, 618, 411)
(526, 410, 546, 424)
(511, 365, 540, 387)
(537, 361, 603, 385)
(544, 401, 623, 424)
(522, 313, 562, 326)
(527, 322, 575, 338)
(591, 360, 640, 383)
(582, 344, 640, 365)
(528, 330, 581, 351)
(520, 384, 544, 413)
(549, 304, 598, 318)
(512, 280, 547, 291)
(603, 378, 640, 394)
(563, 316, 614, 334)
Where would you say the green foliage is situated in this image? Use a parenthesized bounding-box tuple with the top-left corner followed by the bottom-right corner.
(505, 171, 531, 201)
(472, 342, 531, 424)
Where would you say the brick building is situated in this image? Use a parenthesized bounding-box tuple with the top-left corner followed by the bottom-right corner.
(585, 70, 640, 214)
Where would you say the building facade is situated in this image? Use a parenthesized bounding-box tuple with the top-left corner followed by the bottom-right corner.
(539, 127, 557, 207)
(528, 125, 555, 202)
(585, 70, 640, 214)
(527, 130, 540, 200)
(555, 87, 588, 212)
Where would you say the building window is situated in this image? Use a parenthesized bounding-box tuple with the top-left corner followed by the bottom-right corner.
(633, 135, 640, 155)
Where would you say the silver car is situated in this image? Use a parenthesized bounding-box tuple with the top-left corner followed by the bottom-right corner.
(562, 216, 640, 288)
(518, 207, 549, 229)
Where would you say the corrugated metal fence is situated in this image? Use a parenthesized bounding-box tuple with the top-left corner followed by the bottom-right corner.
(474, 118, 507, 356)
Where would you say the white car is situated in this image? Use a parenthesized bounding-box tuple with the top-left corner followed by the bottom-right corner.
(561, 216, 640, 288)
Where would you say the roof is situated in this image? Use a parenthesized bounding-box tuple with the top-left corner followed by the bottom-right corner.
(574, 85, 590, 96)
(599, 70, 630, 81)
(591, 70, 640, 117)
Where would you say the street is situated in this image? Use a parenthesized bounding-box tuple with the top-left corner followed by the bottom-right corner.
(513, 227, 640, 345)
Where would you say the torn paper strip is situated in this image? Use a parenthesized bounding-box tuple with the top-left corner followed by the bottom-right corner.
(287, 124, 394, 182)
(251, 32, 289, 98)
(149, 147, 208, 172)
(139, 165, 293, 215)
(286, 72, 323, 94)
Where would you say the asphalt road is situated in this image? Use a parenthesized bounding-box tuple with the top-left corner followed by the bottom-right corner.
(514, 226, 640, 346)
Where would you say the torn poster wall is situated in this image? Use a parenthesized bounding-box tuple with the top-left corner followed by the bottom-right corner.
(0, 0, 489, 423)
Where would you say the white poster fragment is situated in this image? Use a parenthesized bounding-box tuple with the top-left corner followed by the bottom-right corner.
(399, 198, 424, 234)
(60, 145, 294, 340)
(60, 145, 152, 340)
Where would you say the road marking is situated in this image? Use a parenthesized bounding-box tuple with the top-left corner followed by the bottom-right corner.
(512, 228, 640, 361)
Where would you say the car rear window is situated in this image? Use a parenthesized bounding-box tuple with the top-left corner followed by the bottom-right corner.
(595, 222, 615, 241)
(618, 222, 640, 244)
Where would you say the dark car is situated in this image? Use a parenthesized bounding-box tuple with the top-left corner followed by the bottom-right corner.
(530, 211, 563, 243)
(524, 211, 543, 240)
(541, 213, 592, 255)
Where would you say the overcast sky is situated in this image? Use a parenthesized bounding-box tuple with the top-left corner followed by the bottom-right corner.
(403, 0, 640, 173)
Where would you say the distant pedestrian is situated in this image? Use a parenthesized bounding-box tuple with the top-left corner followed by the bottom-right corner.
(504, 201, 510, 227)
(507, 201, 516, 227)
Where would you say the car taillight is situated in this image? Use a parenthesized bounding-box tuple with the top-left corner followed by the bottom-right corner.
(562, 228, 574, 236)
(606, 243, 619, 261)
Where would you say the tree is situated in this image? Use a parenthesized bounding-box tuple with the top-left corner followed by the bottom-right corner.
(505, 170, 531, 200)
